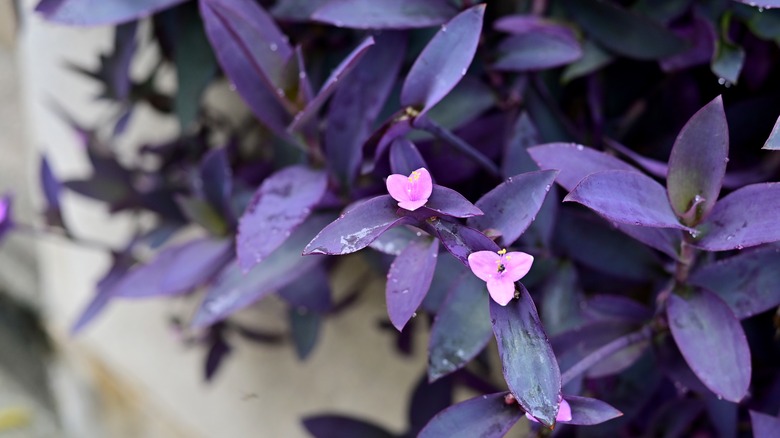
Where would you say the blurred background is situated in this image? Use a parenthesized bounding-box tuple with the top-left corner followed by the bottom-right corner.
(0, 2, 429, 436)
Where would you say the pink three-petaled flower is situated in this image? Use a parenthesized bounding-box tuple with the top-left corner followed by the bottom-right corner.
(386, 167, 433, 211)
(467, 248, 534, 306)
(526, 398, 572, 424)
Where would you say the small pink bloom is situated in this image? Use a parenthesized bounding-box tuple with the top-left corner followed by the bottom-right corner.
(386, 167, 433, 211)
(526, 398, 572, 424)
(467, 248, 533, 306)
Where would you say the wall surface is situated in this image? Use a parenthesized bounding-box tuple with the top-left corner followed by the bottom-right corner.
(16, 1, 429, 437)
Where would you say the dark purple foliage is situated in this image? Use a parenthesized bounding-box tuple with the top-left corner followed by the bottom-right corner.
(25, 0, 780, 436)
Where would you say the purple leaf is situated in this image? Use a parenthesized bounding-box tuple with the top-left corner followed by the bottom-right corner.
(303, 415, 393, 438)
(565, 170, 692, 231)
(494, 15, 560, 34)
(192, 215, 330, 328)
(304, 196, 409, 256)
(528, 143, 638, 192)
(289, 308, 321, 360)
(204, 329, 231, 381)
(368, 226, 417, 256)
(735, 1, 780, 9)
(271, 0, 328, 21)
(667, 289, 751, 402)
(540, 261, 583, 336)
(200, 0, 292, 136)
(288, 37, 375, 132)
(490, 285, 561, 427)
(409, 374, 454, 435)
(390, 138, 428, 177)
(563, 395, 623, 426)
(237, 165, 327, 271)
(494, 27, 582, 72)
(428, 273, 492, 382)
(555, 210, 665, 281)
(386, 238, 439, 331)
(666, 96, 728, 222)
(763, 115, 780, 150)
(704, 396, 737, 438)
(659, 16, 716, 72)
(561, 0, 686, 60)
(604, 138, 670, 179)
(502, 112, 541, 177)
(418, 392, 523, 438)
(71, 254, 133, 334)
(583, 295, 653, 324)
(422, 252, 468, 313)
(689, 246, 780, 319)
(613, 222, 682, 259)
(750, 410, 780, 438)
(694, 183, 780, 251)
(176, 196, 228, 236)
(553, 321, 649, 380)
(202, 0, 292, 85)
(35, 0, 188, 25)
(311, 0, 457, 29)
(424, 185, 483, 219)
(278, 265, 332, 313)
(422, 218, 499, 266)
(113, 238, 233, 298)
(40, 155, 62, 224)
(467, 170, 558, 246)
(400, 5, 485, 115)
(325, 32, 406, 185)
(199, 148, 232, 217)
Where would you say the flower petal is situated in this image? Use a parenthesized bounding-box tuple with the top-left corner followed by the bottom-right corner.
(413, 167, 433, 200)
(557, 399, 572, 422)
(468, 251, 501, 282)
(525, 398, 571, 423)
(386, 174, 412, 203)
(487, 278, 515, 306)
(398, 199, 428, 211)
(504, 252, 534, 282)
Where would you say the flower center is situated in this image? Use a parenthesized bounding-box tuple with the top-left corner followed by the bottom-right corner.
(497, 263, 505, 273)
(406, 171, 422, 200)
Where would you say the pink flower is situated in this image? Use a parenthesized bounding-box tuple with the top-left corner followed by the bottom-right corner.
(467, 248, 534, 306)
(386, 168, 433, 211)
(526, 399, 572, 424)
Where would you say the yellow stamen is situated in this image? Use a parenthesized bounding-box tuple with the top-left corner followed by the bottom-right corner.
(497, 248, 507, 255)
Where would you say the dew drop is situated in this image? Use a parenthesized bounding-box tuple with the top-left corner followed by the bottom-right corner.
(440, 25, 447, 32)
(269, 42, 278, 52)
(576, 145, 584, 151)
(416, 232, 422, 237)
(412, 312, 417, 318)
(392, 278, 399, 283)
(461, 68, 467, 75)
(229, 83, 237, 91)
(726, 234, 735, 241)
(736, 245, 744, 250)
(298, 71, 306, 79)
(401, 289, 409, 294)
(276, 88, 285, 96)
(545, 184, 551, 191)
(482, 395, 488, 400)
(717, 77, 726, 85)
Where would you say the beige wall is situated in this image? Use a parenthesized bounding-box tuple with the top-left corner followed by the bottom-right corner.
(17, 1, 428, 436)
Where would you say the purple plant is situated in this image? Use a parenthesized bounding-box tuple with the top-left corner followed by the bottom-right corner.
(7, 0, 779, 436)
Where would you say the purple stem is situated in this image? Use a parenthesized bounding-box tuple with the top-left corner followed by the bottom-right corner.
(560, 325, 653, 386)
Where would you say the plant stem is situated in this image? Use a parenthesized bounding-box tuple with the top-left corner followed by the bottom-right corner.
(560, 325, 652, 386)
(413, 116, 501, 178)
